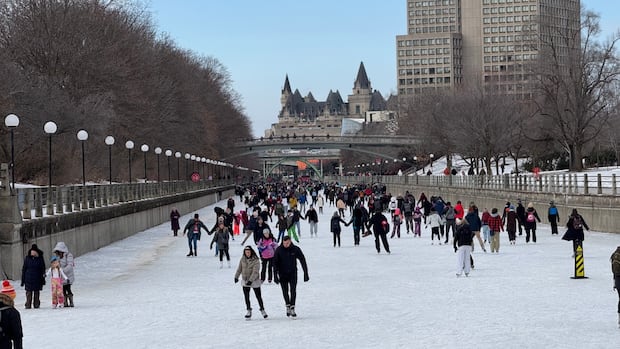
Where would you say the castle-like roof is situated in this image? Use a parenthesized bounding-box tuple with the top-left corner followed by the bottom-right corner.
(282, 74, 292, 94)
(369, 90, 387, 111)
(353, 62, 371, 90)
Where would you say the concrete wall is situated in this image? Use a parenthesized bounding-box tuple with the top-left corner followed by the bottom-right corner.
(0, 186, 234, 279)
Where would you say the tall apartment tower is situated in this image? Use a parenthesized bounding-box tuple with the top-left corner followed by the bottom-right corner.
(396, 0, 580, 97)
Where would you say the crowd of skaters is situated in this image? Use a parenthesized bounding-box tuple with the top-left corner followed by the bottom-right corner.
(171, 178, 618, 325)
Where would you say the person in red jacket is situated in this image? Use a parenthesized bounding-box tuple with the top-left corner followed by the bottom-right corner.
(488, 208, 504, 253)
(454, 200, 465, 220)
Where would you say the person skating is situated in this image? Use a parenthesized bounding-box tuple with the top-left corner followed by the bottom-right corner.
(524, 203, 541, 243)
(210, 217, 231, 268)
(170, 207, 181, 236)
(562, 208, 590, 256)
(183, 213, 209, 257)
(53, 242, 75, 307)
(273, 236, 309, 318)
(21, 244, 45, 309)
(488, 208, 504, 253)
(548, 201, 560, 235)
(330, 211, 349, 247)
(453, 219, 474, 277)
(366, 207, 391, 254)
(257, 229, 278, 282)
(234, 246, 268, 319)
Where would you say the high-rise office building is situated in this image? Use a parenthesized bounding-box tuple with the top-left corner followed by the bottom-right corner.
(396, 0, 580, 98)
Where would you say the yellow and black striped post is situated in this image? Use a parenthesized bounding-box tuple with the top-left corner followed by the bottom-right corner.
(571, 245, 588, 279)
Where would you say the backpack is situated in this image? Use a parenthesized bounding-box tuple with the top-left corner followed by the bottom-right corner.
(549, 207, 558, 216)
(380, 216, 390, 234)
(612, 250, 620, 276)
(526, 211, 536, 222)
(572, 215, 583, 230)
(446, 207, 455, 220)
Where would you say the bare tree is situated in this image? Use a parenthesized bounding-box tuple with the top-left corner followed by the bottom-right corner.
(534, 10, 620, 171)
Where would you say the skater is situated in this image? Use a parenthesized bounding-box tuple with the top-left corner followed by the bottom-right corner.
(366, 207, 391, 254)
(21, 244, 46, 309)
(481, 208, 491, 244)
(306, 205, 319, 238)
(170, 207, 181, 236)
(241, 207, 260, 245)
(465, 204, 485, 252)
(516, 199, 526, 235)
(234, 246, 267, 319)
(348, 203, 366, 245)
(330, 211, 349, 247)
(0, 280, 23, 348)
(426, 207, 442, 244)
(524, 203, 541, 243)
(611, 246, 620, 328)
(505, 205, 518, 245)
(210, 217, 231, 268)
(273, 236, 309, 318)
(391, 207, 403, 238)
(275, 214, 287, 243)
(412, 207, 422, 237)
(562, 208, 589, 256)
(53, 242, 75, 307)
(454, 219, 473, 277)
(257, 229, 278, 282)
(316, 194, 325, 214)
(182, 213, 209, 257)
(488, 208, 504, 253)
(46, 256, 68, 308)
(548, 201, 560, 235)
(403, 196, 415, 234)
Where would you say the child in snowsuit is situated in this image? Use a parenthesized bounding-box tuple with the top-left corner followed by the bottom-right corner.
(46, 256, 68, 308)
(413, 207, 422, 237)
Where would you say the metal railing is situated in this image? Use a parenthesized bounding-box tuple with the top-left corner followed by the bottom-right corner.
(328, 173, 619, 196)
(15, 179, 236, 219)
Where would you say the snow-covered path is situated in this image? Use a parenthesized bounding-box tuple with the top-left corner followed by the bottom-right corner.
(17, 196, 620, 348)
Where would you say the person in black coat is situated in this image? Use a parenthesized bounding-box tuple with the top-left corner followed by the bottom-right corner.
(0, 283, 23, 349)
(170, 208, 181, 236)
(562, 208, 590, 255)
(20, 244, 46, 309)
(273, 236, 309, 318)
(365, 208, 391, 254)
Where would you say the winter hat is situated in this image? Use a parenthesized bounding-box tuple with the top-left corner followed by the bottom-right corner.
(1, 280, 16, 300)
(527, 202, 534, 208)
(456, 218, 463, 225)
(50, 255, 59, 263)
(491, 208, 498, 214)
(263, 228, 270, 235)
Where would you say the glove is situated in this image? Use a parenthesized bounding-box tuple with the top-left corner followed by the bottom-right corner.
(20, 283, 24, 287)
(274, 275, 280, 284)
(234, 278, 239, 283)
(246, 280, 252, 286)
(304, 274, 309, 282)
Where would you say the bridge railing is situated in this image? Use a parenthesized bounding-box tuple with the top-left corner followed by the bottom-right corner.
(15, 179, 237, 219)
(327, 173, 620, 196)
(237, 134, 419, 146)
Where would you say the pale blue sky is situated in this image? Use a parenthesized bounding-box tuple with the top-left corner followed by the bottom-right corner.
(148, 0, 619, 137)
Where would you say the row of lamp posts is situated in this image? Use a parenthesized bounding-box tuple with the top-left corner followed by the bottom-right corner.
(4, 113, 243, 194)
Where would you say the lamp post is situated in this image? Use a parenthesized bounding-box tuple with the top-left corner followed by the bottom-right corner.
(175, 152, 181, 180)
(429, 153, 434, 172)
(125, 140, 134, 183)
(413, 156, 418, 173)
(77, 130, 88, 186)
(165, 149, 172, 182)
(190, 155, 196, 173)
(105, 136, 115, 184)
(141, 144, 149, 181)
(4, 114, 19, 193)
(44, 121, 57, 215)
(154, 147, 162, 182)
(44, 121, 57, 188)
(184, 153, 190, 179)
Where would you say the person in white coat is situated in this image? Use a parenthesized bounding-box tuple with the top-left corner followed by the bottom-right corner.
(53, 242, 75, 307)
(426, 208, 442, 244)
